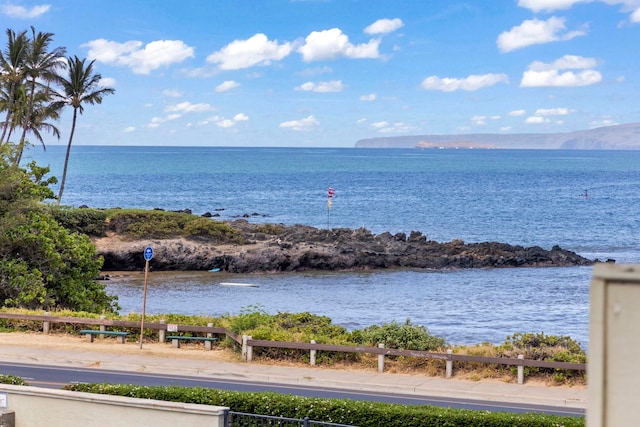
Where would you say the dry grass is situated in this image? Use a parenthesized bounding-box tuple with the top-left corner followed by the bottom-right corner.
(0, 331, 585, 387)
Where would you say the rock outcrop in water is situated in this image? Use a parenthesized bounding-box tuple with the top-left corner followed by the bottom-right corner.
(94, 221, 594, 273)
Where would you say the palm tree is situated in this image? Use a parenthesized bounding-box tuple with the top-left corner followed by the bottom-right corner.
(54, 56, 114, 205)
(14, 27, 65, 161)
(13, 84, 62, 164)
(0, 29, 29, 145)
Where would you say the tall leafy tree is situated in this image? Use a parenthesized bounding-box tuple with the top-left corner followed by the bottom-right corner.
(14, 27, 65, 163)
(0, 29, 28, 145)
(13, 84, 62, 164)
(54, 56, 115, 205)
(0, 145, 118, 312)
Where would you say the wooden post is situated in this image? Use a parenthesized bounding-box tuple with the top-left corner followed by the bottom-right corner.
(246, 335, 253, 362)
(43, 312, 50, 334)
(206, 323, 214, 350)
(310, 340, 317, 366)
(378, 343, 385, 373)
(242, 335, 248, 361)
(517, 354, 525, 384)
(99, 315, 106, 339)
(159, 320, 166, 343)
(446, 349, 453, 378)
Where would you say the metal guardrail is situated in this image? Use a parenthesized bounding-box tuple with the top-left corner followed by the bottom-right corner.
(0, 312, 586, 382)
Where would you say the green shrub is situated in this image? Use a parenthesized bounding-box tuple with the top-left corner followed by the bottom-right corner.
(352, 319, 446, 351)
(0, 374, 28, 386)
(254, 224, 285, 235)
(498, 332, 586, 382)
(66, 383, 585, 427)
(48, 206, 107, 236)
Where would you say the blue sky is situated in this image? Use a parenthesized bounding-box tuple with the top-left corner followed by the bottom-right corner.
(1, 0, 639, 147)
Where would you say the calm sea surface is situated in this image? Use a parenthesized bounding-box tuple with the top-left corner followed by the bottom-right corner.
(24, 146, 640, 346)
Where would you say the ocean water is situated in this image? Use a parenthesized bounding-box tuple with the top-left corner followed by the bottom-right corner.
(24, 146, 640, 346)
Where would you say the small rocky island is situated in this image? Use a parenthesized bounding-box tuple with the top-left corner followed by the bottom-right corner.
(94, 220, 594, 273)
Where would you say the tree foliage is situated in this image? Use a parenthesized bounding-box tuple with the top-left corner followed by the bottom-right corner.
(0, 147, 118, 312)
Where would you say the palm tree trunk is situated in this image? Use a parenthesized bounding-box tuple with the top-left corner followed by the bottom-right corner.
(15, 77, 38, 165)
(57, 107, 78, 205)
(0, 84, 18, 145)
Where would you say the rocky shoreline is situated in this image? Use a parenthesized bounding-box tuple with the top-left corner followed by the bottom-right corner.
(94, 221, 596, 273)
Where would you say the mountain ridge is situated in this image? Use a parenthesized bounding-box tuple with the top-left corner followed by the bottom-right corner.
(355, 122, 640, 149)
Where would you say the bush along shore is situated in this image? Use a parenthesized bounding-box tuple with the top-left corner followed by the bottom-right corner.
(51, 207, 596, 273)
(0, 308, 586, 426)
(0, 308, 587, 386)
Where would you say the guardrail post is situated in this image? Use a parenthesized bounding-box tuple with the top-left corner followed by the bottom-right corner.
(446, 349, 453, 378)
(517, 354, 525, 384)
(242, 335, 253, 362)
(378, 343, 385, 373)
(310, 340, 317, 366)
(159, 320, 166, 343)
(206, 323, 214, 350)
(43, 312, 50, 334)
(99, 315, 106, 339)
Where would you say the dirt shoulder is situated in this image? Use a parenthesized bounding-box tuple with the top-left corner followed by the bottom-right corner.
(0, 331, 241, 364)
(0, 331, 583, 390)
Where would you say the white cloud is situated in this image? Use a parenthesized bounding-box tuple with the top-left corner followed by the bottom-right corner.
(370, 121, 389, 129)
(518, 0, 640, 21)
(496, 17, 587, 52)
(196, 113, 248, 128)
(472, 116, 488, 126)
(207, 33, 292, 70)
(517, 0, 585, 12)
(216, 119, 235, 128)
(84, 39, 194, 74)
(421, 73, 509, 91)
(526, 116, 548, 124)
(0, 4, 50, 18)
(148, 117, 165, 128)
(525, 106, 573, 124)
(370, 121, 413, 133)
(591, 119, 619, 127)
(471, 115, 501, 126)
(298, 28, 380, 61)
(123, 126, 135, 133)
(520, 55, 602, 87)
(165, 101, 212, 113)
(163, 89, 183, 98)
(364, 18, 404, 34)
(509, 109, 527, 116)
(98, 77, 116, 87)
(534, 107, 571, 115)
(296, 80, 344, 92)
(215, 80, 240, 93)
(279, 115, 320, 131)
(360, 93, 377, 101)
(356, 118, 368, 125)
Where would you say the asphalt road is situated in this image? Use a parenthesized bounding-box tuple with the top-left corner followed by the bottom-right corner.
(0, 361, 584, 417)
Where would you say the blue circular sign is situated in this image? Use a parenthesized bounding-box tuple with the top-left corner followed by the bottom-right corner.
(144, 246, 153, 261)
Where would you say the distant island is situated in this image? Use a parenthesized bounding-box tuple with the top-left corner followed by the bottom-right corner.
(355, 122, 640, 150)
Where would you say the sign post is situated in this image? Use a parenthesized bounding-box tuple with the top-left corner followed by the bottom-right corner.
(139, 246, 153, 349)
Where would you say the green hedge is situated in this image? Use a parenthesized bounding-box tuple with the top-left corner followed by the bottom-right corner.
(0, 374, 28, 386)
(66, 384, 584, 427)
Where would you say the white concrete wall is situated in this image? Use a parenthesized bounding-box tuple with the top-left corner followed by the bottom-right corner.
(0, 384, 228, 427)
(588, 263, 640, 427)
